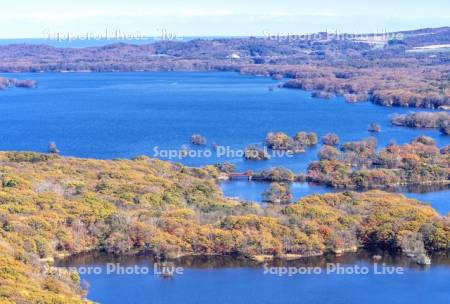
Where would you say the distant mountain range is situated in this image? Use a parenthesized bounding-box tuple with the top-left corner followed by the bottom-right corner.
(0, 36, 248, 48)
(1, 27, 449, 109)
(1, 27, 450, 48)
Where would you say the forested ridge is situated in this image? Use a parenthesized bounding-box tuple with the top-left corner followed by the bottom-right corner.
(1, 26, 450, 303)
(307, 136, 450, 189)
(0, 152, 448, 303)
(2, 27, 450, 108)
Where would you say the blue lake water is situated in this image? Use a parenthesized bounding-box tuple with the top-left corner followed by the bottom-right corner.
(58, 252, 450, 304)
(0, 71, 448, 214)
(221, 181, 336, 202)
(2, 71, 449, 303)
(403, 189, 450, 216)
(220, 181, 450, 215)
(0, 72, 448, 168)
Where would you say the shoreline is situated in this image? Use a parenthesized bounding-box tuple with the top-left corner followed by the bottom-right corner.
(56, 247, 449, 270)
(1, 65, 449, 110)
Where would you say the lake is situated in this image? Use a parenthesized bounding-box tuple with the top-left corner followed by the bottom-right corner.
(0, 71, 448, 214)
(220, 181, 450, 215)
(0, 72, 448, 166)
(58, 251, 450, 304)
(1, 71, 449, 303)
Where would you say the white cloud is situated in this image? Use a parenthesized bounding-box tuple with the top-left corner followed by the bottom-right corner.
(0, 8, 343, 22)
(0, 10, 169, 22)
(0, 9, 240, 22)
(311, 12, 338, 17)
(179, 9, 235, 17)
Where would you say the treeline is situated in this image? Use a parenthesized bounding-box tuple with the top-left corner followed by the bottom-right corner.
(391, 111, 450, 135)
(281, 65, 450, 108)
(307, 136, 449, 189)
(0, 152, 448, 302)
(1, 28, 450, 108)
(265, 131, 317, 152)
(244, 131, 317, 160)
(0, 76, 36, 89)
(400, 26, 450, 47)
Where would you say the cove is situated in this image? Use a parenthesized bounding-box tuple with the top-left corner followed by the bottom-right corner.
(220, 181, 450, 215)
(57, 251, 450, 304)
(1, 71, 448, 213)
(0, 71, 448, 172)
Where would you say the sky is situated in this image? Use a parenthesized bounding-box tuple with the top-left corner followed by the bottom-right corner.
(1, 0, 449, 38)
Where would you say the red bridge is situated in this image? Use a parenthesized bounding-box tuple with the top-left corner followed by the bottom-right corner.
(227, 171, 265, 181)
(228, 171, 253, 180)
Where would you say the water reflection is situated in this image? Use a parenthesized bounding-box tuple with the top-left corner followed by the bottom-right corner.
(58, 250, 450, 271)
(58, 250, 450, 304)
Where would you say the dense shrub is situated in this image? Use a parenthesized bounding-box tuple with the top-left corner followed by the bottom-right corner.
(263, 182, 292, 204)
(322, 133, 340, 146)
(244, 145, 270, 160)
(308, 137, 448, 189)
(191, 134, 207, 145)
(0, 152, 447, 302)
